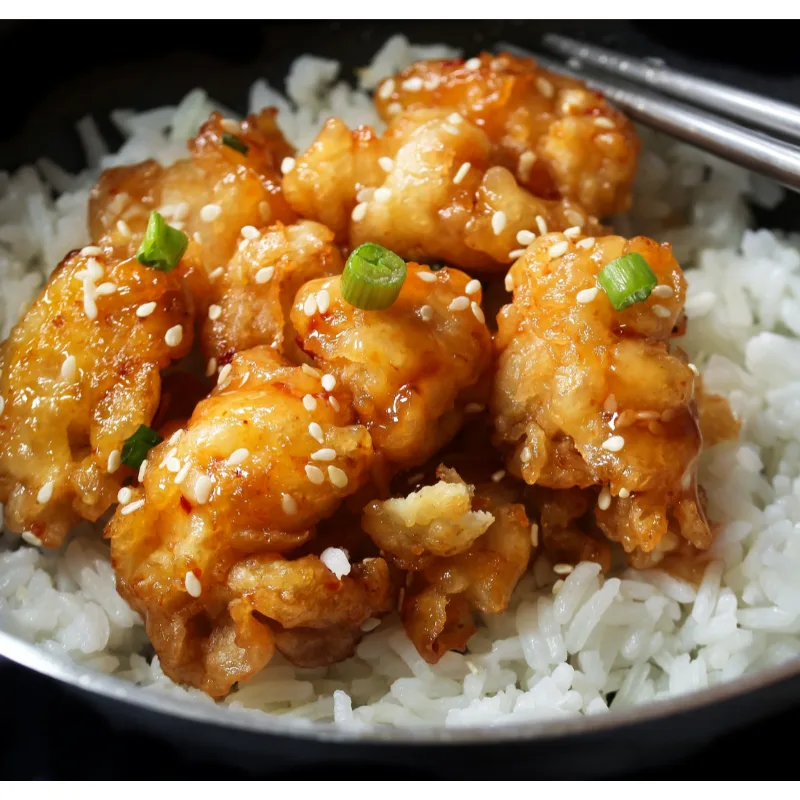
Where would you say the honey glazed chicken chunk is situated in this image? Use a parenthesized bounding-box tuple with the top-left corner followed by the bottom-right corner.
(291, 263, 493, 472)
(492, 234, 732, 561)
(0, 244, 193, 548)
(375, 53, 639, 218)
(107, 346, 393, 696)
(282, 109, 600, 272)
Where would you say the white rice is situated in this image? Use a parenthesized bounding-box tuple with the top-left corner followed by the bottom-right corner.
(2, 35, 800, 728)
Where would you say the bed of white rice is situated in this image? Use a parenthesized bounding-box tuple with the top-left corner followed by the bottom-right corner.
(2, 35, 800, 728)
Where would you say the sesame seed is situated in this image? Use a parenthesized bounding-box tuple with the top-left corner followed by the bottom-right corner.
(604, 394, 618, 414)
(80, 246, 102, 256)
(652, 284, 674, 299)
(553, 563, 574, 576)
(448, 296, 470, 311)
(387, 102, 402, 115)
(465, 403, 485, 413)
(619, 488, 631, 499)
(577, 237, 596, 250)
(174, 463, 190, 484)
(548, 241, 569, 259)
(351, 202, 368, 222)
(516, 230, 535, 246)
(402, 76, 423, 91)
(378, 78, 395, 99)
(209, 266, 224, 280)
(447, 112, 463, 125)
(598, 487, 611, 510)
(255, 266, 274, 284)
(491, 470, 506, 482)
(308, 422, 324, 443)
(241, 225, 260, 240)
(168, 430, 182, 446)
(303, 394, 318, 412)
(226, 448, 249, 467)
(465, 57, 481, 70)
(305, 464, 325, 484)
(602, 435, 625, 452)
(208, 304, 222, 321)
(648, 421, 665, 436)
(96, 282, 117, 296)
(165, 325, 183, 347)
(282, 494, 298, 515)
(536, 76, 554, 97)
(194, 475, 213, 504)
(280, 157, 296, 174)
(221, 117, 240, 133)
(358, 188, 376, 203)
(321, 374, 336, 392)
(328, 465, 348, 488)
(185, 571, 202, 598)
(83, 279, 97, 320)
(193, 232, 202, 246)
(200, 203, 221, 222)
(205, 358, 217, 377)
(552, 579, 565, 594)
(159, 448, 178, 469)
(174, 201, 189, 220)
(688, 363, 700, 376)
(316, 289, 331, 314)
(320, 546, 351, 579)
(121, 499, 145, 515)
(116, 219, 131, 238)
(117, 487, 134, 505)
(302, 364, 321, 378)
(217, 364, 232, 386)
(531, 523, 539, 547)
(565, 209, 585, 227)
(259, 201, 272, 222)
(652, 304, 671, 318)
(453, 162, 471, 184)
(564, 226, 582, 239)
(520, 447, 532, 463)
(85, 258, 104, 280)
(37, 481, 54, 504)
(311, 448, 337, 462)
(504, 273, 514, 292)
(107, 450, 121, 473)
(518, 150, 536, 183)
(417, 271, 436, 283)
(361, 618, 381, 632)
(594, 117, 615, 129)
(329, 396, 341, 412)
(464, 279, 481, 296)
(577, 287, 599, 304)
(61, 355, 77, 382)
(136, 302, 156, 318)
(471, 301, 485, 323)
(165, 457, 181, 473)
(535, 215, 548, 235)
(373, 187, 392, 203)
(509, 249, 526, 259)
(491, 211, 507, 235)
(378, 156, 394, 172)
(303, 294, 318, 316)
(138, 460, 148, 482)
(420, 304, 434, 321)
(21, 531, 42, 547)
(158, 204, 176, 218)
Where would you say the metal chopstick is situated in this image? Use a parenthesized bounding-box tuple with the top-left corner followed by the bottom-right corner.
(497, 42, 800, 194)
(542, 33, 800, 144)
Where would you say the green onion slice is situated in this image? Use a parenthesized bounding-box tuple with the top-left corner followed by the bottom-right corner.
(222, 132, 249, 155)
(121, 425, 163, 469)
(597, 253, 658, 311)
(135, 211, 189, 273)
(341, 242, 407, 310)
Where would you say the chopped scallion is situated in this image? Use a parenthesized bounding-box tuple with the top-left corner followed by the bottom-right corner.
(341, 242, 407, 310)
(136, 212, 189, 273)
(222, 132, 249, 155)
(597, 253, 658, 311)
(121, 425, 163, 469)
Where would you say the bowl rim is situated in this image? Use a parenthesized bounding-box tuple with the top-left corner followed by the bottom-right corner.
(2, 628, 798, 744)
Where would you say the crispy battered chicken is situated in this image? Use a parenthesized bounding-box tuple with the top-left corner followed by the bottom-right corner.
(108, 346, 393, 695)
(375, 53, 639, 218)
(492, 234, 725, 561)
(283, 109, 601, 272)
(291, 263, 493, 471)
(0, 242, 194, 548)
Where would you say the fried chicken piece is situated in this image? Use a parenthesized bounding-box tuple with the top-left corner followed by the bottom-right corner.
(365, 468, 531, 663)
(108, 346, 392, 696)
(283, 109, 600, 272)
(0, 243, 193, 548)
(375, 53, 639, 218)
(291, 263, 493, 471)
(492, 233, 723, 560)
(201, 220, 343, 367)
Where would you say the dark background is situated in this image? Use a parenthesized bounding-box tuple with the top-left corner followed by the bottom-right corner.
(1, 19, 799, 778)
